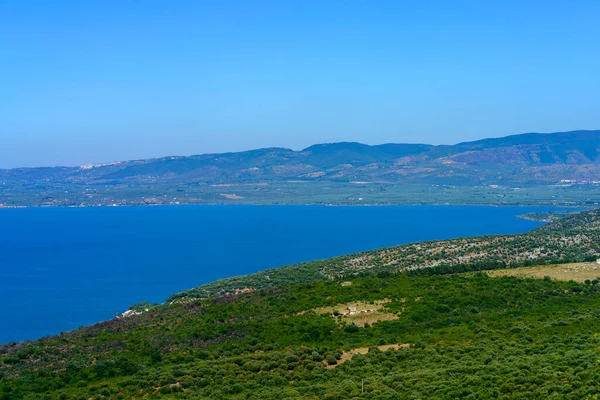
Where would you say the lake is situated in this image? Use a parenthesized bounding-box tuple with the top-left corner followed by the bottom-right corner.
(0, 205, 553, 344)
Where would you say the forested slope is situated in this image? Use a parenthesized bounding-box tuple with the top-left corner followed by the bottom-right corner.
(2, 273, 600, 399)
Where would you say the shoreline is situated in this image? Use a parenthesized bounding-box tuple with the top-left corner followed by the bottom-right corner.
(0, 205, 590, 345)
(0, 202, 589, 210)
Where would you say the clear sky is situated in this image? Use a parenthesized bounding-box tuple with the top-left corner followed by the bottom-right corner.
(1, 0, 599, 168)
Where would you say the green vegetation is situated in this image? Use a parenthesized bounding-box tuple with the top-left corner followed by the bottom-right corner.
(2, 209, 600, 399)
(3, 180, 600, 208)
(3, 274, 600, 399)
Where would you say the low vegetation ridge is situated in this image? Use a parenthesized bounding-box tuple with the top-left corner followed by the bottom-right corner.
(169, 208, 600, 301)
(515, 209, 583, 223)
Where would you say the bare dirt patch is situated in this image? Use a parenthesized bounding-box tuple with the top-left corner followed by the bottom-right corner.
(486, 262, 600, 282)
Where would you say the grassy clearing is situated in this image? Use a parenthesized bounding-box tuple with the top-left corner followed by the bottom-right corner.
(301, 299, 400, 326)
(342, 309, 399, 326)
(327, 344, 411, 368)
(309, 299, 391, 315)
(486, 262, 600, 282)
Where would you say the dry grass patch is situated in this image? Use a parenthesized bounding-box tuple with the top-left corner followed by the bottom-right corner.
(327, 344, 411, 368)
(303, 299, 399, 326)
(343, 310, 399, 326)
(486, 262, 600, 282)
(310, 299, 390, 315)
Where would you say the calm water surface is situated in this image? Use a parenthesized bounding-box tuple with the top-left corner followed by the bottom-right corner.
(1, 205, 552, 343)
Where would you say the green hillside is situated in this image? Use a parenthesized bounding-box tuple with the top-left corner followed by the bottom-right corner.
(2, 210, 600, 399)
(3, 274, 600, 399)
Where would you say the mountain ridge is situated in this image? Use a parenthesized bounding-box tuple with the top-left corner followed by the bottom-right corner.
(1, 130, 599, 207)
(2, 129, 598, 171)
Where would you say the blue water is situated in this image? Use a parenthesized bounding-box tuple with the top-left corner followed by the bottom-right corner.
(0, 205, 552, 344)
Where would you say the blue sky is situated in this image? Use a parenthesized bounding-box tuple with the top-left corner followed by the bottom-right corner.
(1, 0, 599, 168)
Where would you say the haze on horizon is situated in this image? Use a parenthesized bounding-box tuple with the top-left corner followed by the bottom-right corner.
(1, 0, 599, 169)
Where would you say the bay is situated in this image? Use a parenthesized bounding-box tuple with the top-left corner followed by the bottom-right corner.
(0, 205, 553, 344)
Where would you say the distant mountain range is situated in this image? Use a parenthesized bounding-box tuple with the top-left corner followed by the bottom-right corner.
(1, 130, 600, 207)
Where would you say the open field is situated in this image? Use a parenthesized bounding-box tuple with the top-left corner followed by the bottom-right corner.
(342, 309, 399, 326)
(301, 299, 399, 326)
(486, 262, 600, 282)
(308, 299, 391, 316)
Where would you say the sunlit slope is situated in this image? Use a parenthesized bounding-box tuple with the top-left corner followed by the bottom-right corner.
(3, 271, 600, 398)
